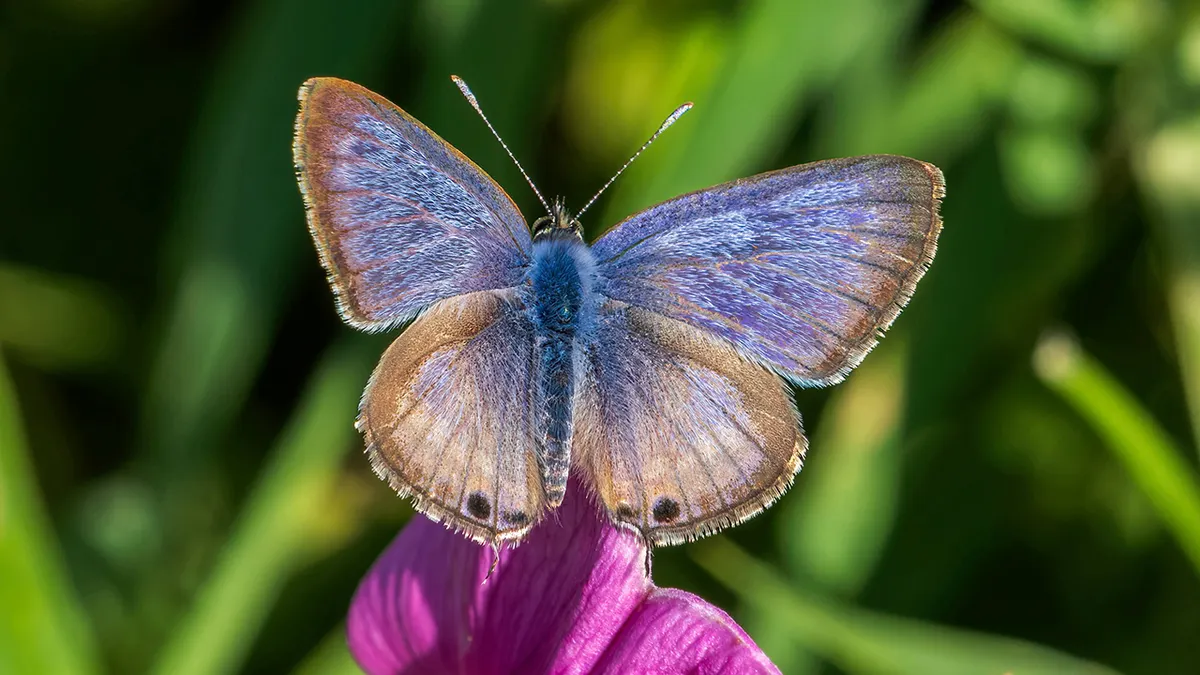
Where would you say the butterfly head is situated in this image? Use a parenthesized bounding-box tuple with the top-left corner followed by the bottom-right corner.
(532, 198, 582, 241)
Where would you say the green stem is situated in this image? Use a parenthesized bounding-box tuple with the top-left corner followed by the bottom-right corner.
(149, 341, 371, 675)
(1168, 271, 1200, 457)
(694, 538, 1120, 675)
(1034, 331, 1200, 575)
(292, 625, 360, 675)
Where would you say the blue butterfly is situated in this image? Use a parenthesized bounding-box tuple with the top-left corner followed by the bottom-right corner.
(293, 77, 944, 546)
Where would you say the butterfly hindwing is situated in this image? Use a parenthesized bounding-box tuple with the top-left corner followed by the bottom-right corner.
(575, 304, 805, 545)
(591, 155, 943, 386)
(294, 77, 532, 330)
(360, 291, 544, 544)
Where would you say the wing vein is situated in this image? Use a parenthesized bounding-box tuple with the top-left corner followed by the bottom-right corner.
(631, 295, 816, 377)
(755, 260, 876, 310)
(717, 274, 852, 345)
(657, 351, 770, 464)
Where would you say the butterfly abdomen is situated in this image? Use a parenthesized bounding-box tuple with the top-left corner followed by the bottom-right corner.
(529, 236, 596, 507)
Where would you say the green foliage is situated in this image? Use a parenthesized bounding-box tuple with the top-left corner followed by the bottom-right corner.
(696, 538, 1122, 675)
(0, 351, 100, 675)
(1, 0, 1198, 673)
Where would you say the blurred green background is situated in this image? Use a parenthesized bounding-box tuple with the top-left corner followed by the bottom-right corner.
(3, 0, 1200, 673)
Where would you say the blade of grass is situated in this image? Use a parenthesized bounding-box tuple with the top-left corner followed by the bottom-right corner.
(142, 0, 406, 476)
(1034, 331, 1200, 574)
(747, 347, 907, 674)
(600, 0, 892, 225)
(1137, 115, 1200, 455)
(0, 264, 123, 371)
(149, 339, 373, 675)
(781, 345, 907, 595)
(968, 0, 1154, 64)
(816, 10, 1022, 160)
(1169, 270, 1200, 455)
(292, 625, 359, 675)
(695, 538, 1122, 675)
(0, 349, 101, 675)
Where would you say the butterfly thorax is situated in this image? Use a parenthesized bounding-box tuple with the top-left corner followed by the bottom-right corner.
(527, 235, 596, 506)
(531, 199, 583, 241)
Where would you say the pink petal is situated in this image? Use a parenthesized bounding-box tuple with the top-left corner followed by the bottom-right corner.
(347, 478, 778, 675)
(589, 589, 780, 674)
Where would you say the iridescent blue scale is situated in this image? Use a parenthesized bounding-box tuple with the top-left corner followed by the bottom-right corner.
(293, 78, 944, 546)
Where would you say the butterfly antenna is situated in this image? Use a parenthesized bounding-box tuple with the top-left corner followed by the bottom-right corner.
(575, 101, 693, 219)
(451, 75, 552, 216)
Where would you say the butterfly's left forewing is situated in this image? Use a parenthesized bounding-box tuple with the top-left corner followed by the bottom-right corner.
(294, 78, 532, 331)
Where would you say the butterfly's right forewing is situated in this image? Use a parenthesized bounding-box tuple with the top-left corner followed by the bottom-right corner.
(591, 155, 943, 386)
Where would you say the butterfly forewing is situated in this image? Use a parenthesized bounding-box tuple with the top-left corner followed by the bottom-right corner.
(591, 155, 944, 386)
(294, 77, 532, 330)
(575, 305, 805, 545)
(360, 292, 545, 543)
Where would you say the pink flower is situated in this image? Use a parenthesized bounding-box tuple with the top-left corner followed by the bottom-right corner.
(347, 478, 780, 674)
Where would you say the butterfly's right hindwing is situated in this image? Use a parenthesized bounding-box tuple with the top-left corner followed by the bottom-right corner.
(575, 305, 805, 545)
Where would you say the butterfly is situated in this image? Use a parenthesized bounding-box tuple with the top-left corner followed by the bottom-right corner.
(292, 76, 944, 547)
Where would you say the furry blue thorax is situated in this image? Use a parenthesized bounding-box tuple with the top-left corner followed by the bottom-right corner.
(530, 235, 589, 335)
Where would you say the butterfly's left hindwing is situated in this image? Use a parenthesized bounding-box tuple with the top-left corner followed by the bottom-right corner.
(294, 78, 532, 331)
(360, 292, 545, 544)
